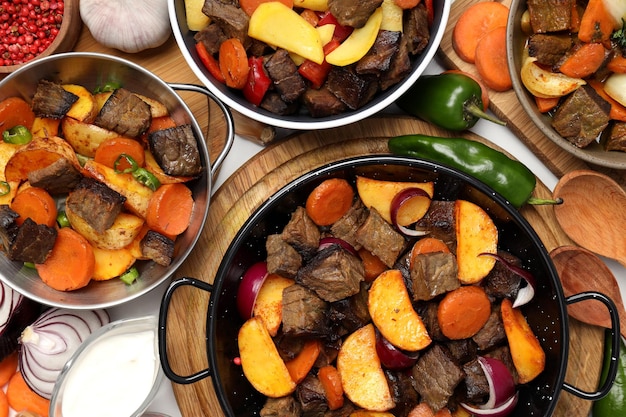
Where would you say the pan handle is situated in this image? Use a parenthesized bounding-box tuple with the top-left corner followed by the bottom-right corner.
(158, 276, 214, 384)
(167, 83, 235, 180)
(562, 291, 621, 400)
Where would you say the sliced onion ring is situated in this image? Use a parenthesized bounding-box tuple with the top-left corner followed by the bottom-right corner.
(236, 261, 269, 320)
(318, 237, 358, 256)
(390, 188, 431, 237)
(461, 391, 519, 417)
(478, 356, 516, 409)
(480, 252, 537, 307)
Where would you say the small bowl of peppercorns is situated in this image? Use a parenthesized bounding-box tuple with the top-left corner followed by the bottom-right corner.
(0, 0, 81, 75)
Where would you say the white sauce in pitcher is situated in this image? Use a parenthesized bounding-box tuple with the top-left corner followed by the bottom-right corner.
(61, 329, 158, 417)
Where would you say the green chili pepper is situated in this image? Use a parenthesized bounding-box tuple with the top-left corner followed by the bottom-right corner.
(3, 125, 32, 144)
(593, 330, 625, 417)
(114, 154, 161, 191)
(119, 267, 140, 285)
(57, 211, 71, 228)
(0, 181, 10, 196)
(94, 81, 122, 94)
(388, 134, 561, 208)
(396, 72, 505, 131)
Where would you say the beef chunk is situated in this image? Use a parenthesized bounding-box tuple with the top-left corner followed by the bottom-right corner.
(66, 178, 126, 233)
(266, 234, 302, 279)
(281, 206, 320, 260)
(411, 345, 465, 412)
(482, 251, 522, 300)
(445, 339, 477, 364)
(403, 4, 431, 55)
(31, 80, 78, 119)
(260, 91, 299, 115)
(27, 157, 82, 195)
(328, 0, 383, 28)
(330, 199, 367, 251)
(95, 88, 151, 137)
(260, 396, 302, 417)
(302, 87, 347, 118)
(194, 23, 227, 55)
(356, 208, 405, 267)
(380, 34, 412, 91)
(265, 49, 307, 103)
(202, 0, 250, 44)
(415, 201, 456, 251)
(417, 301, 446, 341)
(356, 30, 401, 76)
(148, 124, 203, 177)
(602, 121, 626, 151)
(296, 245, 364, 302)
(527, 0, 573, 33)
(324, 401, 356, 417)
(327, 66, 379, 110)
(9, 218, 57, 264)
(386, 369, 420, 417)
(282, 284, 329, 336)
(552, 85, 611, 147)
(141, 230, 175, 266)
(0, 205, 19, 254)
(462, 358, 490, 403)
(528, 34, 573, 67)
(297, 374, 328, 416)
(328, 283, 370, 336)
(411, 252, 460, 301)
(472, 304, 506, 351)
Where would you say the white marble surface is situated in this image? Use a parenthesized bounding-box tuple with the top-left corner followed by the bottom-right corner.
(109, 56, 626, 417)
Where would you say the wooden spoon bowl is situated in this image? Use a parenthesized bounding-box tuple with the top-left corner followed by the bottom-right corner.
(550, 245, 626, 339)
(553, 170, 626, 267)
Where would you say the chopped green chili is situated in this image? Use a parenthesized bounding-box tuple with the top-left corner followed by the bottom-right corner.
(114, 154, 161, 191)
(0, 181, 10, 196)
(57, 211, 71, 228)
(94, 81, 122, 94)
(3, 125, 32, 144)
(120, 267, 140, 285)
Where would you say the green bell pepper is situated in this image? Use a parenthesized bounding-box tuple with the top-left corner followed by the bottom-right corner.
(2, 125, 32, 145)
(396, 72, 505, 131)
(593, 331, 625, 417)
(388, 134, 560, 208)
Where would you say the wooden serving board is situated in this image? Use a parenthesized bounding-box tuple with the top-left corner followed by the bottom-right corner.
(165, 116, 604, 417)
(438, 0, 626, 187)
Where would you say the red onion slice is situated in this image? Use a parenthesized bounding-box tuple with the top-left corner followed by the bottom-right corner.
(390, 188, 431, 237)
(237, 261, 269, 320)
(318, 237, 358, 256)
(461, 391, 519, 417)
(477, 356, 516, 409)
(480, 252, 537, 307)
(375, 331, 419, 370)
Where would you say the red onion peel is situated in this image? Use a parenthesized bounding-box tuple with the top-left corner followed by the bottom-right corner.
(480, 252, 537, 307)
(237, 261, 269, 320)
(390, 188, 431, 237)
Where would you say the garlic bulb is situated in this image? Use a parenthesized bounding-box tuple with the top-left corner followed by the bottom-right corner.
(80, 0, 172, 53)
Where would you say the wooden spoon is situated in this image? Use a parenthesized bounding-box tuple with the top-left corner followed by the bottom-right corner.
(550, 245, 626, 339)
(553, 170, 626, 267)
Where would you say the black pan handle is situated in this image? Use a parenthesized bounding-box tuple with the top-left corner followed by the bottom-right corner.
(158, 276, 214, 384)
(562, 291, 621, 400)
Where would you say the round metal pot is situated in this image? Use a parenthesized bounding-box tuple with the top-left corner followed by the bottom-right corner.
(159, 155, 619, 417)
(0, 52, 234, 309)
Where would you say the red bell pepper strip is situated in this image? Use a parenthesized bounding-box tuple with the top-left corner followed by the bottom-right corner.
(243, 56, 272, 106)
(317, 12, 353, 42)
(299, 39, 341, 89)
(195, 42, 226, 84)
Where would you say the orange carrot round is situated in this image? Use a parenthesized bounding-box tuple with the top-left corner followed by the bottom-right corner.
(0, 389, 7, 417)
(35, 227, 95, 292)
(10, 187, 57, 227)
(437, 285, 491, 340)
(558, 42, 607, 79)
(318, 365, 344, 410)
(239, 0, 293, 15)
(452, 1, 509, 64)
(285, 340, 321, 384)
(0, 352, 18, 386)
(219, 38, 250, 89)
(0, 97, 36, 136)
(408, 403, 436, 417)
(146, 183, 195, 237)
(6, 371, 50, 417)
(358, 247, 388, 282)
(305, 178, 354, 226)
(474, 26, 512, 92)
(94, 137, 146, 171)
(394, 0, 421, 9)
(409, 237, 450, 268)
(607, 54, 626, 73)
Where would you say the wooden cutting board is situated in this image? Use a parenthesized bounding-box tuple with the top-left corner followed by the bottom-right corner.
(165, 116, 603, 417)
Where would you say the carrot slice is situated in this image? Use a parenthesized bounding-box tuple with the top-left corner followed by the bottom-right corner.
(146, 183, 194, 237)
(444, 69, 490, 110)
(10, 186, 57, 227)
(0, 97, 36, 136)
(305, 178, 354, 226)
(607, 53, 626, 73)
(239, 0, 293, 16)
(394, 0, 421, 9)
(6, 371, 50, 417)
(35, 227, 95, 292)
(285, 339, 322, 383)
(358, 247, 388, 282)
(94, 137, 146, 171)
(578, 0, 616, 44)
(409, 237, 450, 268)
(474, 26, 512, 91)
(0, 352, 18, 386)
(558, 42, 607, 78)
(589, 79, 626, 122)
(318, 365, 344, 410)
(534, 96, 560, 113)
(437, 285, 491, 340)
(408, 403, 436, 417)
(219, 38, 250, 89)
(452, 1, 509, 64)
